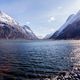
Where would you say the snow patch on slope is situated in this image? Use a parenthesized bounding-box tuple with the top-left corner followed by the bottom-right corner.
(0, 11, 18, 25)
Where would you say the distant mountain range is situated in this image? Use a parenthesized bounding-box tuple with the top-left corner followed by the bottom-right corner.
(1, 10, 80, 40)
(49, 10, 80, 40)
(0, 11, 37, 40)
(44, 33, 53, 39)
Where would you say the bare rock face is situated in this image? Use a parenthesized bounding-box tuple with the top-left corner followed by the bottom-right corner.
(0, 11, 37, 40)
(50, 10, 80, 40)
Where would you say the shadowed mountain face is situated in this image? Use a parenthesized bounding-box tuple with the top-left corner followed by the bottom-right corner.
(50, 10, 80, 40)
(0, 11, 37, 40)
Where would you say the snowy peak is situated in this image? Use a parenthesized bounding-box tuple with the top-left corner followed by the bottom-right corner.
(0, 11, 18, 25)
(0, 11, 38, 40)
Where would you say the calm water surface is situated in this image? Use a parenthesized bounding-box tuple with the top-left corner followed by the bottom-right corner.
(0, 40, 79, 79)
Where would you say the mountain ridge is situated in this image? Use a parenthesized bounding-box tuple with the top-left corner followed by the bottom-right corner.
(50, 10, 80, 40)
(0, 11, 38, 40)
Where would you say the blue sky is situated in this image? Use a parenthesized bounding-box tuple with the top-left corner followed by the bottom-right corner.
(0, 0, 80, 38)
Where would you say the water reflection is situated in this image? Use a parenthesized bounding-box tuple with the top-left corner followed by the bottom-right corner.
(70, 41, 80, 71)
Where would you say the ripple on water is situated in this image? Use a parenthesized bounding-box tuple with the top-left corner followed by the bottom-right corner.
(0, 40, 79, 79)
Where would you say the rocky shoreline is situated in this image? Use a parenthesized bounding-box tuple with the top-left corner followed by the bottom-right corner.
(43, 65, 80, 80)
(24, 70, 80, 80)
(0, 64, 80, 80)
(0, 70, 80, 80)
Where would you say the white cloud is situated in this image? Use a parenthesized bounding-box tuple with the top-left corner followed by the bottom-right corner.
(48, 16, 55, 22)
(26, 21, 30, 25)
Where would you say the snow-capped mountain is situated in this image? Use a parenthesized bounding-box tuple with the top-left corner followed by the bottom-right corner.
(0, 11, 37, 40)
(0, 11, 18, 25)
(50, 10, 80, 39)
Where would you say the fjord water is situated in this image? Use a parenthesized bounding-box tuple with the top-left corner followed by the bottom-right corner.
(0, 40, 79, 79)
